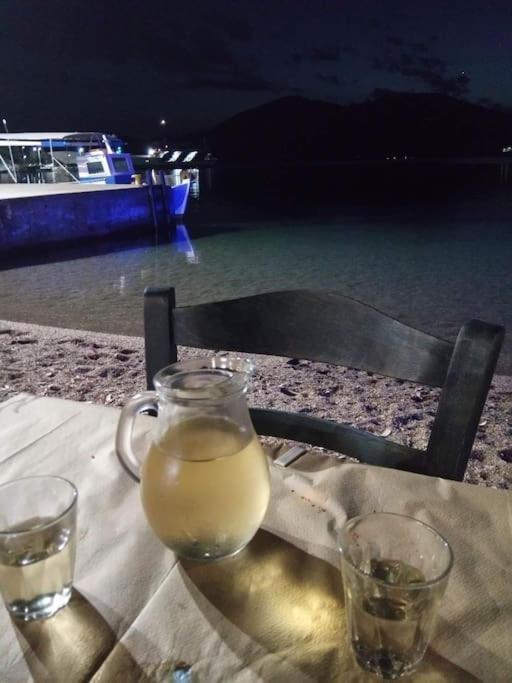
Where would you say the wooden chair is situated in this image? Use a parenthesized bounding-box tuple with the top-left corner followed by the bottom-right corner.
(143, 287, 504, 481)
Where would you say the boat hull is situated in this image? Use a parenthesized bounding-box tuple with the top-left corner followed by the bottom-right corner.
(168, 180, 190, 217)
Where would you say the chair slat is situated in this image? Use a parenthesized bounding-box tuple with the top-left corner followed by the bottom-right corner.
(251, 408, 427, 473)
(144, 287, 177, 388)
(173, 290, 453, 386)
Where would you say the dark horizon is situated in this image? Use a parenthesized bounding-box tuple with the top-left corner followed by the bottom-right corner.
(1, 0, 511, 139)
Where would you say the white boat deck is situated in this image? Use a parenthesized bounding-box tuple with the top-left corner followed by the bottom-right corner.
(0, 183, 136, 201)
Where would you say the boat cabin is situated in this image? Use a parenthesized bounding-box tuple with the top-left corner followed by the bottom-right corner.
(76, 150, 134, 184)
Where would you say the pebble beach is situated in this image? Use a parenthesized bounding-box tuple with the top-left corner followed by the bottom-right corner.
(1, 320, 511, 490)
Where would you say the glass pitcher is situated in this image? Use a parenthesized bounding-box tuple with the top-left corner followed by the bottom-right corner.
(116, 357, 271, 561)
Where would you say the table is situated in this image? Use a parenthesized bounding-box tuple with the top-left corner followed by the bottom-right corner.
(1, 394, 511, 682)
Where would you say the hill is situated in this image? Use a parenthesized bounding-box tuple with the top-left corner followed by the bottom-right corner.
(206, 93, 512, 163)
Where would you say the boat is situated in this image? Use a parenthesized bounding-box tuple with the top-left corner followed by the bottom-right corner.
(0, 131, 193, 217)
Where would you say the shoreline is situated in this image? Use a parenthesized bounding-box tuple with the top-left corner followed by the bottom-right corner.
(1, 320, 511, 490)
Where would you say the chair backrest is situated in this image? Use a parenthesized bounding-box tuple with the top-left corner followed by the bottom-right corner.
(144, 287, 504, 481)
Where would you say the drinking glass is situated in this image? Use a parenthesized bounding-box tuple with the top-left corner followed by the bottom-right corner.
(116, 356, 271, 561)
(339, 512, 453, 679)
(0, 476, 78, 622)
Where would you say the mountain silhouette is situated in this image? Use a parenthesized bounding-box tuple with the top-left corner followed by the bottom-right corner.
(206, 93, 512, 163)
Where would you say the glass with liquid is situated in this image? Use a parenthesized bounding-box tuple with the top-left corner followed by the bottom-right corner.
(0, 476, 77, 621)
(339, 513, 453, 679)
(116, 357, 271, 560)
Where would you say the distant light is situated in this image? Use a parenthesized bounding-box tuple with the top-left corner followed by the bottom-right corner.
(169, 150, 181, 162)
(148, 147, 155, 156)
(32, 146, 37, 151)
(78, 147, 84, 154)
(1, 118, 6, 125)
(116, 146, 122, 154)
(160, 119, 166, 126)
(183, 151, 198, 162)
(502, 146, 512, 153)
(23, 154, 27, 159)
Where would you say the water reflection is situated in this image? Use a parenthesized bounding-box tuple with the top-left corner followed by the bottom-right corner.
(112, 274, 126, 295)
(173, 223, 199, 264)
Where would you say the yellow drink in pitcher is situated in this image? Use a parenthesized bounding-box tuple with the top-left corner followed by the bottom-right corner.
(141, 416, 270, 560)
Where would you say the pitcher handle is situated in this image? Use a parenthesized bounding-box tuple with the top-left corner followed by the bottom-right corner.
(115, 391, 158, 481)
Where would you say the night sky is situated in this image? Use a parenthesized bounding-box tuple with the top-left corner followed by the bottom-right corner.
(1, 0, 511, 139)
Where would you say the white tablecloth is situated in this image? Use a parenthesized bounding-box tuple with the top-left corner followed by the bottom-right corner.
(0, 394, 511, 682)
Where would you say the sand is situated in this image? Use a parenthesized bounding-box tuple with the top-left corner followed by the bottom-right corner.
(1, 320, 511, 490)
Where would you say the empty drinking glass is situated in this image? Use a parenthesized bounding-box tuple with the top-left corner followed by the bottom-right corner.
(0, 476, 78, 622)
(339, 512, 453, 679)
